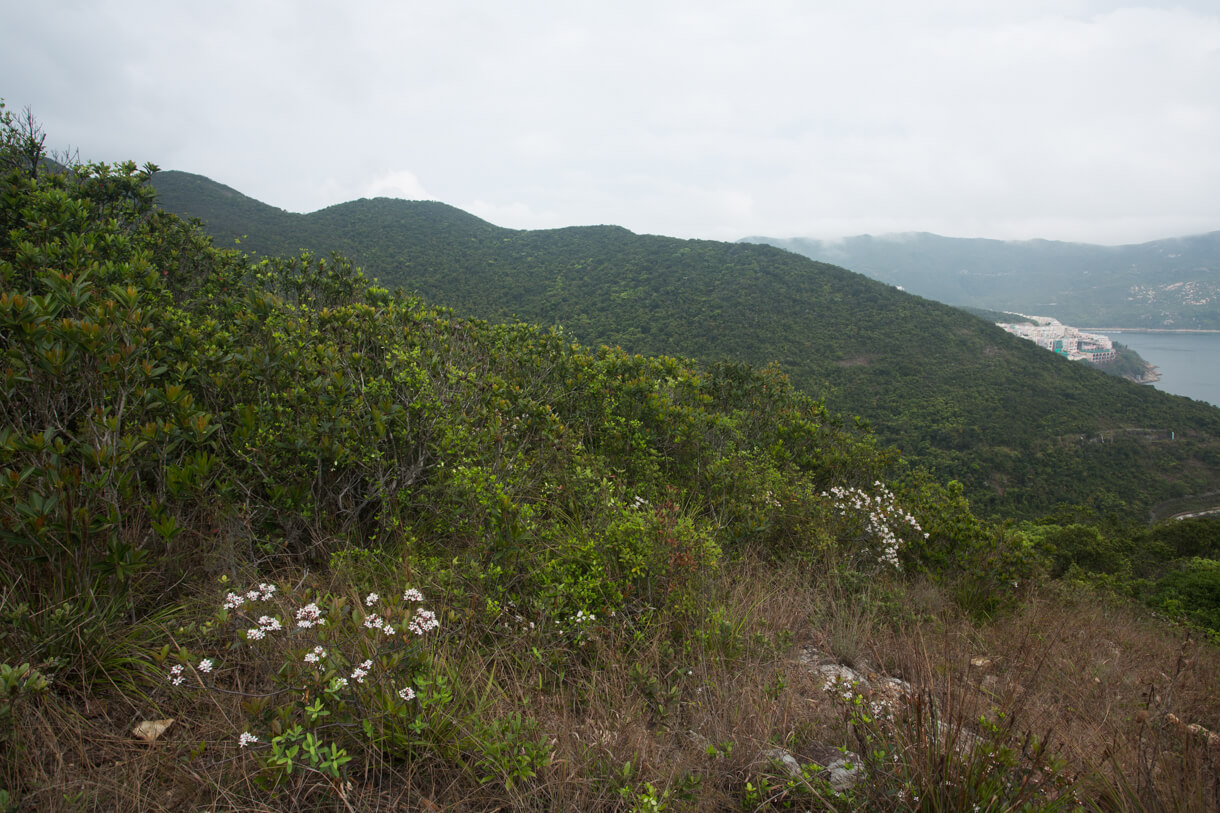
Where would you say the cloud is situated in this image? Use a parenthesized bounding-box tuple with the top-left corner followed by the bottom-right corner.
(3, 0, 1218, 244)
(465, 199, 566, 231)
(365, 170, 431, 201)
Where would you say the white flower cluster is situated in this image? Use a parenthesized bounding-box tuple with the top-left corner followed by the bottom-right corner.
(407, 608, 438, 636)
(295, 602, 325, 628)
(357, 588, 436, 637)
(169, 580, 447, 760)
(361, 612, 397, 636)
(246, 615, 282, 641)
(223, 582, 276, 610)
(822, 482, 926, 569)
(181, 583, 440, 717)
(350, 659, 374, 684)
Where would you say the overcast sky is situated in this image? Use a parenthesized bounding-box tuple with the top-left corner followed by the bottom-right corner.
(4, 1, 1218, 244)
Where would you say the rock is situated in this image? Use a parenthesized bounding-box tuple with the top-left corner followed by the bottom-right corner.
(817, 663, 864, 686)
(803, 741, 866, 792)
(825, 755, 865, 792)
(798, 646, 828, 668)
(684, 729, 710, 752)
(758, 747, 803, 778)
(872, 675, 914, 706)
(756, 744, 866, 792)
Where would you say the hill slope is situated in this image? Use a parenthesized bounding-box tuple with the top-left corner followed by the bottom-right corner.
(742, 231, 1220, 329)
(152, 171, 1220, 518)
(15, 142, 1220, 813)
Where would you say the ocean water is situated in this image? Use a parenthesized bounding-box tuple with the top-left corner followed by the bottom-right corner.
(1096, 331, 1220, 408)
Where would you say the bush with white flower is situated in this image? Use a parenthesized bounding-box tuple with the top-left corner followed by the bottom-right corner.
(157, 579, 443, 786)
(822, 482, 927, 571)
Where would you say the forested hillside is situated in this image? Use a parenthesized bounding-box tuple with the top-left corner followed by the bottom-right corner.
(5, 108, 1220, 812)
(154, 171, 1220, 519)
(745, 231, 1220, 329)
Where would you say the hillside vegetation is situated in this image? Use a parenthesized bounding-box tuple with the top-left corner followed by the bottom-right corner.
(153, 171, 1220, 520)
(745, 231, 1220, 330)
(2, 108, 1220, 810)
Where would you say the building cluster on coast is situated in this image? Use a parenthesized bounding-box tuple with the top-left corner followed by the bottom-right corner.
(997, 315, 1117, 364)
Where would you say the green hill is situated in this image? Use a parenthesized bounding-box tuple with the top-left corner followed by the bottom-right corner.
(744, 231, 1220, 329)
(152, 171, 1220, 519)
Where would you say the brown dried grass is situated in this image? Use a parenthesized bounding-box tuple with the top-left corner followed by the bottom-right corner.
(4, 558, 1218, 811)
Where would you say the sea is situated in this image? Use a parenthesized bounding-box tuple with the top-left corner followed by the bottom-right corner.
(1091, 330, 1220, 409)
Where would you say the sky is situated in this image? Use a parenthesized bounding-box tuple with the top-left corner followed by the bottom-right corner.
(3, 1, 1219, 245)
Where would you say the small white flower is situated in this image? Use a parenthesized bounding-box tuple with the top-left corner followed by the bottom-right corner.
(398, 686, 416, 702)
(295, 602, 324, 628)
(257, 615, 281, 632)
(350, 659, 375, 683)
(402, 588, 424, 603)
(197, 658, 213, 673)
(382, 624, 395, 636)
(363, 613, 384, 630)
(258, 582, 276, 600)
(364, 592, 379, 607)
(330, 676, 349, 691)
(246, 628, 266, 641)
(239, 731, 259, 748)
(407, 608, 438, 635)
(222, 592, 245, 610)
(167, 664, 185, 685)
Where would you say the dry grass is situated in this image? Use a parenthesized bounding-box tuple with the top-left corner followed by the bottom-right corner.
(3, 558, 1218, 811)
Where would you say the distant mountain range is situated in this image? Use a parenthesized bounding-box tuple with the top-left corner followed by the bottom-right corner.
(742, 231, 1220, 329)
(151, 170, 1220, 518)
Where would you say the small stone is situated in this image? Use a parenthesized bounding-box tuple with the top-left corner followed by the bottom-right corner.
(759, 747, 803, 778)
(825, 756, 865, 792)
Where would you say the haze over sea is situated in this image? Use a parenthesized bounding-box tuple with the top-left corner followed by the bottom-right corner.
(1095, 331, 1220, 409)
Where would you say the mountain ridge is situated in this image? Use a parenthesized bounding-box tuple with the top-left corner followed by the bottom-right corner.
(743, 230, 1220, 329)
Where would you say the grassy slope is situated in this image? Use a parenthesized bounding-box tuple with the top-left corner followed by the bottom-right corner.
(153, 172, 1220, 518)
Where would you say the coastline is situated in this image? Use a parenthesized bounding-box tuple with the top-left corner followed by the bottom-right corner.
(1134, 364, 1161, 384)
